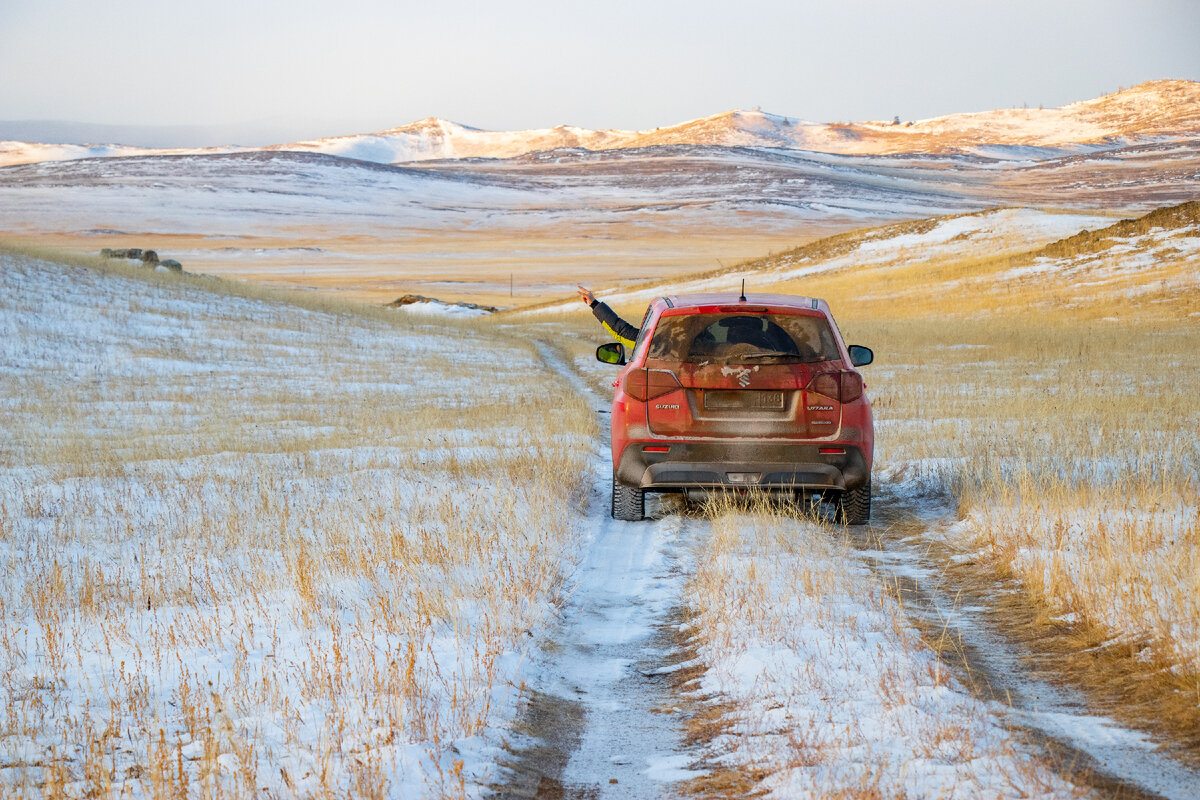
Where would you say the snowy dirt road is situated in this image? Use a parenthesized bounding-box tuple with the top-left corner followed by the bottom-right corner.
(490, 343, 704, 798)
(493, 472, 703, 799)
(488, 340, 1200, 800)
(858, 483, 1200, 800)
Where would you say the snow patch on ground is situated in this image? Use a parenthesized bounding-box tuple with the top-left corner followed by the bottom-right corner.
(997, 225, 1200, 287)
(0, 254, 589, 797)
(391, 299, 495, 318)
(685, 512, 1083, 798)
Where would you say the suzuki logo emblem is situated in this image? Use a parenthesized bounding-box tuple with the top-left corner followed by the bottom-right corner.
(721, 365, 758, 387)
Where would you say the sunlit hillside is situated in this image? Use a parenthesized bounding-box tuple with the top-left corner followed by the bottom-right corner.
(0, 249, 594, 796)
(576, 201, 1200, 322)
(3, 81, 1197, 168)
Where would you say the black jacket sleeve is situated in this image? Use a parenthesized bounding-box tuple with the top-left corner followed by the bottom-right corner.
(590, 300, 640, 347)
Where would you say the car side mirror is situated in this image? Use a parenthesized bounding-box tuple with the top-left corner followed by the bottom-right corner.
(596, 342, 626, 365)
(848, 345, 873, 367)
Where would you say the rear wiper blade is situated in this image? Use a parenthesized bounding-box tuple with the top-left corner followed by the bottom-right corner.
(741, 351, 798, 359)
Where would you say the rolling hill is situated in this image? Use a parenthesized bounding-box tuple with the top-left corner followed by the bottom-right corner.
(2, 80, 1197, 168)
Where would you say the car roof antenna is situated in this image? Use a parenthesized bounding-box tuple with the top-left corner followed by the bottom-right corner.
(739, 279, 746, 302)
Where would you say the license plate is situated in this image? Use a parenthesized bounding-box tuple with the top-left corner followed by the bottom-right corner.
(704, 390, 785, 410)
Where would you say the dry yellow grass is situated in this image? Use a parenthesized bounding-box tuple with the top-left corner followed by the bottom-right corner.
(0, 249, 597, 797)
(561, 202, 1197, 324)
(6, 187, 1198, 793)
(842, 312, 1200, 749)
(3, 221, 819, 307)
(766, 204, 1200, 322)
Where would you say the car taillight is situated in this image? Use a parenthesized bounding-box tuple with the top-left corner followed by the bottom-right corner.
(807, 371, 863, 403)
(624, 369, 681, 401)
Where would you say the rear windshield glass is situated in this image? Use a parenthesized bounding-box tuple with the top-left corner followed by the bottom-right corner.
(647, 313, 841, 364)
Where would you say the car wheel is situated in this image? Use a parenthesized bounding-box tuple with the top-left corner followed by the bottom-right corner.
(837, 480, 871, 525)
(611, 474, 645, 521)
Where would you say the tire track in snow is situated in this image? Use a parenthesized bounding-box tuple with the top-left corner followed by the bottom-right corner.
(491, 341, 702, 798)
(857, 480, 1200, 800)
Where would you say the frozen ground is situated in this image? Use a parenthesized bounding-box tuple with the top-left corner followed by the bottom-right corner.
(685, 508, 1085, 799)
(496, 461, 702, 799)
(862, 477, 1200, 800)
(998, 224, 1200, 289)
(943, 500, 1200, 667)
(0, 254, 593, 797)
(4, 253, 1199, 798)
(491, 343, 703, 798)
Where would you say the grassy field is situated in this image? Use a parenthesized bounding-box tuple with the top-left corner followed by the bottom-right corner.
(0, 247, 596, 797)
(858, 314, 1200, 745)
(797, 207, 1200, 739)
(1, 219, 823, 308)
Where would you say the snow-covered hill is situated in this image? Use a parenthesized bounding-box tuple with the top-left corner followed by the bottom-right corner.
(623, 80, 1200, 155)
(0, 141, 238, 167)
(2, 81, 1197, 168)
(266, 117, 642, 163)
(567, 201, 1200, 319)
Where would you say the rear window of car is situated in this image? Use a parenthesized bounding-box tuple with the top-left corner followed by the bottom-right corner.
(628, 305, 656, 362)
(647, 312, 841, 364)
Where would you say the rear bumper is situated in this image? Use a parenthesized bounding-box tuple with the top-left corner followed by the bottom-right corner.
(615, 441, 869, 492)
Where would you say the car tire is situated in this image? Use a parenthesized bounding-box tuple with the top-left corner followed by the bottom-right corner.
(837, 480, 871, 526)
(611, 474, 645, 521)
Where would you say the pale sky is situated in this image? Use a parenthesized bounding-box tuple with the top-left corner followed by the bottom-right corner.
(1, 0, 1197, 144)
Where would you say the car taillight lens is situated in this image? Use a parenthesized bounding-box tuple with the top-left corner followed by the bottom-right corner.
(624, 369, 681, 401)
(807, 370, 863, 403)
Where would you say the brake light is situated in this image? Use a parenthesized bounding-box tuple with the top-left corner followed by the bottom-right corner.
(819, 447, 846, 454)
(623, 369, 681, 401)
(643, 446, 670, 452)
(807, 371, 863, 403)
(841, 372, 863, 403)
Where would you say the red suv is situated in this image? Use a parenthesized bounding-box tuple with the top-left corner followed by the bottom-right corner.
(596, 293, 874, 523)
